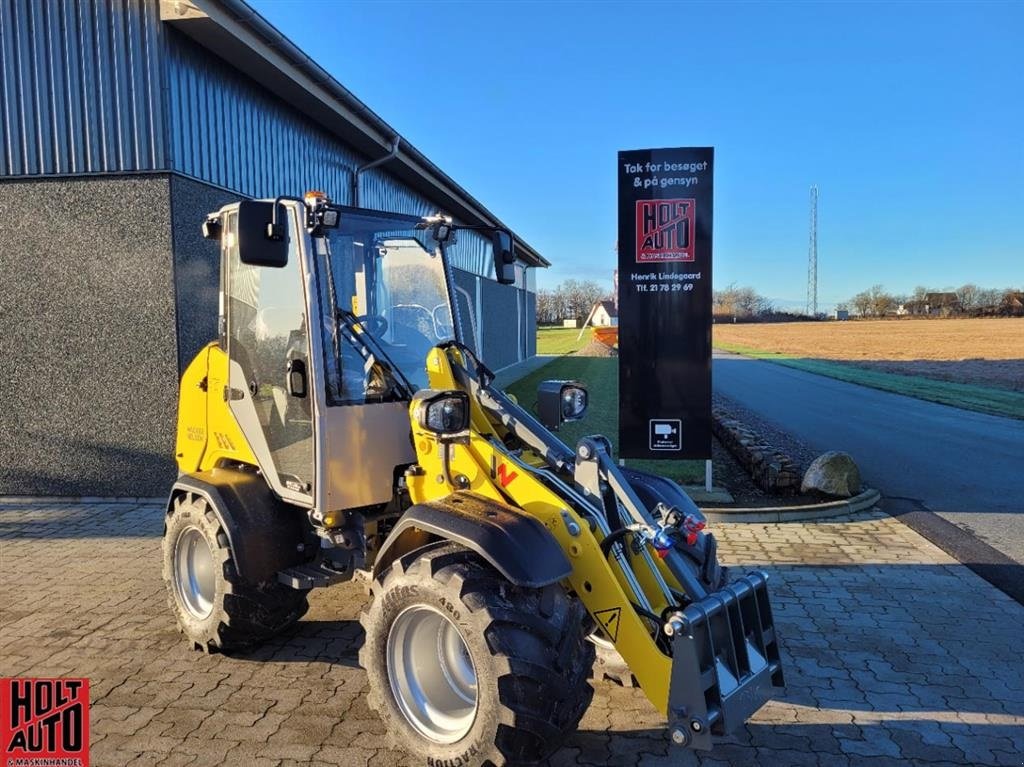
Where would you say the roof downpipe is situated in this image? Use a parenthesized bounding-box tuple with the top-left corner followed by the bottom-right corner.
(352, 136, 401, 207)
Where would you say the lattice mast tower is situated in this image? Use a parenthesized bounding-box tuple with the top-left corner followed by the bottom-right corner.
(806, 185, 819, 317)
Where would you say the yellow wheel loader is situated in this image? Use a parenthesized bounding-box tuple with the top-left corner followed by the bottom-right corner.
(164, 192, 784, 765)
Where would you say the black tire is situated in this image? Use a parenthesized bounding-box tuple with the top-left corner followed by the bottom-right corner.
(359, 542, 595, 766)
(162, 492, 308, 652)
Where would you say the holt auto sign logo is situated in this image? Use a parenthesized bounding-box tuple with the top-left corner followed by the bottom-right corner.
(635, 199, 695, 263)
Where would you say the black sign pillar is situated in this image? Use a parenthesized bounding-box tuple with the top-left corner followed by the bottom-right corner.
(617, 147, 713, 460)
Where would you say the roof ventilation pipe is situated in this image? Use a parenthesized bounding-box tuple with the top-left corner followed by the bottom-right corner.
(352, 136, 402, 207)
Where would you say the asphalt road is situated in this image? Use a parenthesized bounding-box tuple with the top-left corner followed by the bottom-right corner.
(713, 351, 1024, 568)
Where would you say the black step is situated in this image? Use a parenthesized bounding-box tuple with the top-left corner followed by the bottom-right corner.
(277, 561, 351, 590)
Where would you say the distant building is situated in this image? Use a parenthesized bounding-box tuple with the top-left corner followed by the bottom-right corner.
(896, 302, 920, 316)
(1002, 291, 1024, 316)
(924, 293, 962, 316)
(591, 300, 619, 327)
(832, 309, 850, 321)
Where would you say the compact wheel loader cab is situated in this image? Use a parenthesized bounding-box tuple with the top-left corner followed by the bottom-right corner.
(163, 193, 785, 765)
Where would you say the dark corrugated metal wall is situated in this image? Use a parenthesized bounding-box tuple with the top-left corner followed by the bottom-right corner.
(165, 28, 358, 205)
(164, 28, 495, 277)
(0, 0, 165, 175)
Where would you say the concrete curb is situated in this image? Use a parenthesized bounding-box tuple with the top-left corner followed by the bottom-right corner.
(0, 496, 164, 506)
(701, 487, 881, 523)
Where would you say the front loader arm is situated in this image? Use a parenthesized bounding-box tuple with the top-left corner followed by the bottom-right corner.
(405, 410, 675, 712)
(407, 344, 784, 749)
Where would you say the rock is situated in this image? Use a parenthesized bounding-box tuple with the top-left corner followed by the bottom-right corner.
(801, 451, 862, 497)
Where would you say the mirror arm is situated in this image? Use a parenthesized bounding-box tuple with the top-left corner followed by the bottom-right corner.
(267, 195, 305, 240)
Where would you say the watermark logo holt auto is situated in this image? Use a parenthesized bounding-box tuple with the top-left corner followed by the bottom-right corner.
(635, 199, 695, 263)
(1, 679, 89, 767)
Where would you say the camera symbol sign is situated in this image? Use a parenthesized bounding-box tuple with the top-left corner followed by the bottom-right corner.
(649, 419, 682, 451)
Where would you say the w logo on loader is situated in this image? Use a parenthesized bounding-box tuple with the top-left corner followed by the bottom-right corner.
(495, 463, 518, 488)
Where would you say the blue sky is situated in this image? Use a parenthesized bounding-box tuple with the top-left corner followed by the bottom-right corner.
(252, 0, 1022, 310)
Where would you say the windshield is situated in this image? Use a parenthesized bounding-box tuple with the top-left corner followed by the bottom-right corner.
(315, 210, 456, 403)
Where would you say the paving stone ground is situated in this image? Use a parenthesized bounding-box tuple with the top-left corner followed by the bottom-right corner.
(1, 499, 1022, 767)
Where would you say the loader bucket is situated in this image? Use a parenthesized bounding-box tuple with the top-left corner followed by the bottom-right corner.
(667, 571, 784, 750)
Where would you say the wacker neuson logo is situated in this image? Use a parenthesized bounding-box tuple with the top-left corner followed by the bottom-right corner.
(635, 198, 696, 263)
(1, 679, 89, 767)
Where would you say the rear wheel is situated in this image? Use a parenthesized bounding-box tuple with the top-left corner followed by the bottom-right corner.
(162, 492, 308, 652)
(360, 543, 594, 766)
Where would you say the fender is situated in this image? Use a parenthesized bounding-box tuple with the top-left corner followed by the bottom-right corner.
(167, 468, 313, 583)
(374, 491, 571, 589)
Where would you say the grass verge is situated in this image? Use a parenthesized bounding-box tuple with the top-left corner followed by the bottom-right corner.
(506, 355, 704, 483)
(714, 342, 1024, 420)
(537, 327, 591, 355)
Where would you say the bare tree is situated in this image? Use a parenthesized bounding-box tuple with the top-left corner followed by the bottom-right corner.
(713, 284, 773, 318)
(535, 289, 560, 325)
(956, 284, 982, 312)
(851, 290, 872, 316)
(865, 284, 895, 317)
(977, 287, 1005, 309)
(536, 279, 607, 322)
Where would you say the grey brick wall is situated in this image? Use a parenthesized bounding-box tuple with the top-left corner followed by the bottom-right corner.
(169, 177, 242, 371)
(0, 176, 180, 496)
(450, 267, 536, 372)
(479, 277, 521, 371)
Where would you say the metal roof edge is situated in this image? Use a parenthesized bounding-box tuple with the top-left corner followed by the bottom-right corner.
(159, 0, 549, 268)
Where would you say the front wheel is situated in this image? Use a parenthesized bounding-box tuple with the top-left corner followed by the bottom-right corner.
(359, 543, 594, 766)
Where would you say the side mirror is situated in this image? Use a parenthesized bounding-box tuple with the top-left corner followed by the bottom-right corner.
(537, 380, 588, 431)
(492, 229, 516, 285)
(201, 215, 221, 240)
(237, 200, 288, 268)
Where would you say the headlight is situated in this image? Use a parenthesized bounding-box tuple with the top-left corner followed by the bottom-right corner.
(412, 390, 470, 437)
(537, 380, 588, 431)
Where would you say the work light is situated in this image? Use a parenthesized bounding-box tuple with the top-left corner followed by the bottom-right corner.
(537, 380, 588, 430)
(412, 390, 471, 438)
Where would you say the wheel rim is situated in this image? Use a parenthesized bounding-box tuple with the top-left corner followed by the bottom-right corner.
(387, 605, 478, 744)
(174, 526, 216, 620)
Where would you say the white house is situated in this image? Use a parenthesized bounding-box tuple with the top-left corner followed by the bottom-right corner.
(591, 300, 619, 327)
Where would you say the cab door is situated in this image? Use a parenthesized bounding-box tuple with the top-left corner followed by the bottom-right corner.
(222, 205, 315, 505)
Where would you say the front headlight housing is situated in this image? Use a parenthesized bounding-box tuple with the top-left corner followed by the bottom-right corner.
(537, 380, 588, 431)
(412, 390, 471, 438)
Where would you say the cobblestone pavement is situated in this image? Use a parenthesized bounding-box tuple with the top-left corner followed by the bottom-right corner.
(1, 499, 1023, 767)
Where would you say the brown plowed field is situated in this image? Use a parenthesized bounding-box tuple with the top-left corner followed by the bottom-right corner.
(714, 318, 1024, 391)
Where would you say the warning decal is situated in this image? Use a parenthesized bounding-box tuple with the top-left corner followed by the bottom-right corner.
(594, 607, 622, 643)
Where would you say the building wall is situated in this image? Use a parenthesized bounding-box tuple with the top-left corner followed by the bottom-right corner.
(0, 4, 510, 283)
(0, 0, 166, 176)
(450, 268, 536, 371)
(525, 292, 537, 358)
(0, 0, 540, 496)
(0, 175, 180, 496)
(168, 175, 242, 370)
(479, 277, 524, 372)
(162, 28, 499, 280)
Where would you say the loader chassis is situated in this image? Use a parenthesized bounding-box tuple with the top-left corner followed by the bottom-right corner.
(165, 196, 783, 766)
